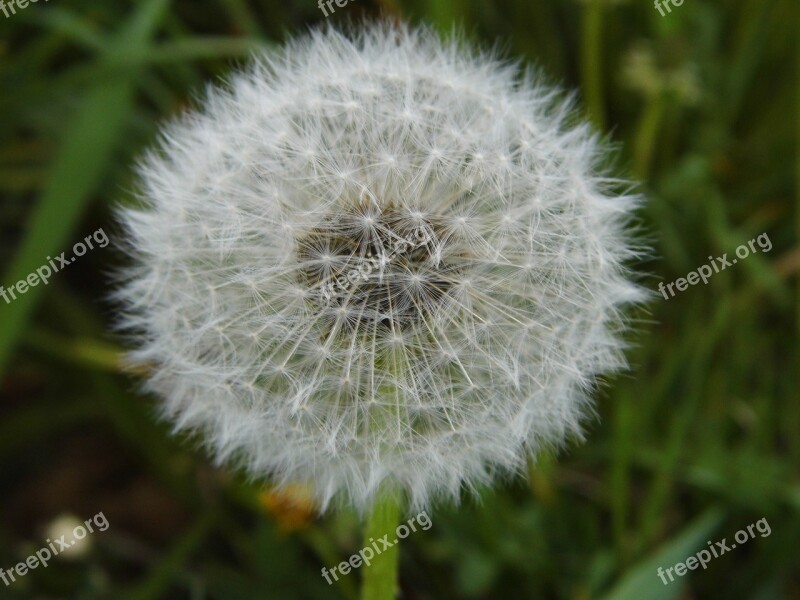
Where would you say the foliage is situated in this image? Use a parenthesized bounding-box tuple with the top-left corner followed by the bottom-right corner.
(0, 0, 796, 598)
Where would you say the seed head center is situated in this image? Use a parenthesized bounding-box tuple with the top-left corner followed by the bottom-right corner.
(297, 202, 456, 329)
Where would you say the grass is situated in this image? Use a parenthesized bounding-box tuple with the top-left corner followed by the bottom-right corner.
(0, 0, 797, 598)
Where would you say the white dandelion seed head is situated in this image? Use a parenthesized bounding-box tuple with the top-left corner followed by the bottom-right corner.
(116, 23, 648, 514)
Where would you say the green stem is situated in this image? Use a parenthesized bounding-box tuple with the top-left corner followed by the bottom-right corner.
(581, 0, 605, 130)
(26, 328, 130, 373)
(360, 490, 402, 600)
(632, 94, 665, 179)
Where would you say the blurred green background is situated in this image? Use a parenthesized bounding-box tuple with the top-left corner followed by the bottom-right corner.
(0, 0, 797, 598)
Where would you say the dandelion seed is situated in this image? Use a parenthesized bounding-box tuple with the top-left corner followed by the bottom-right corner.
(116, 23, 647, 513)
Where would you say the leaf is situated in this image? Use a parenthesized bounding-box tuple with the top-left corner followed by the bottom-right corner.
(0, 0, 169, 379)
(601, 508, 725, 600)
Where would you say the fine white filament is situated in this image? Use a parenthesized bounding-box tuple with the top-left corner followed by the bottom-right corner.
(116, 24, 647, 512)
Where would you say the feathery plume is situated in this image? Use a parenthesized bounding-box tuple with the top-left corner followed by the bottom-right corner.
(116, 23, 647, 513)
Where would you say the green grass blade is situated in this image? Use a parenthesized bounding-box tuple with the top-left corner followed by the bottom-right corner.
(0, 0, 169, 380)
(601, 508, 725, 600)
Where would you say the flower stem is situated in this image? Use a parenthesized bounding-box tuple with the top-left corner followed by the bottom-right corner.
(360, 490, 402, 600)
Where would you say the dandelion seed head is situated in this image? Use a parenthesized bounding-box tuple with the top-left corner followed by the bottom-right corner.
(116, 23, 647, 513)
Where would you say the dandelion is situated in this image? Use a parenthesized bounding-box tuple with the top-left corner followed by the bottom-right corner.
(116, 24, 646, 595)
